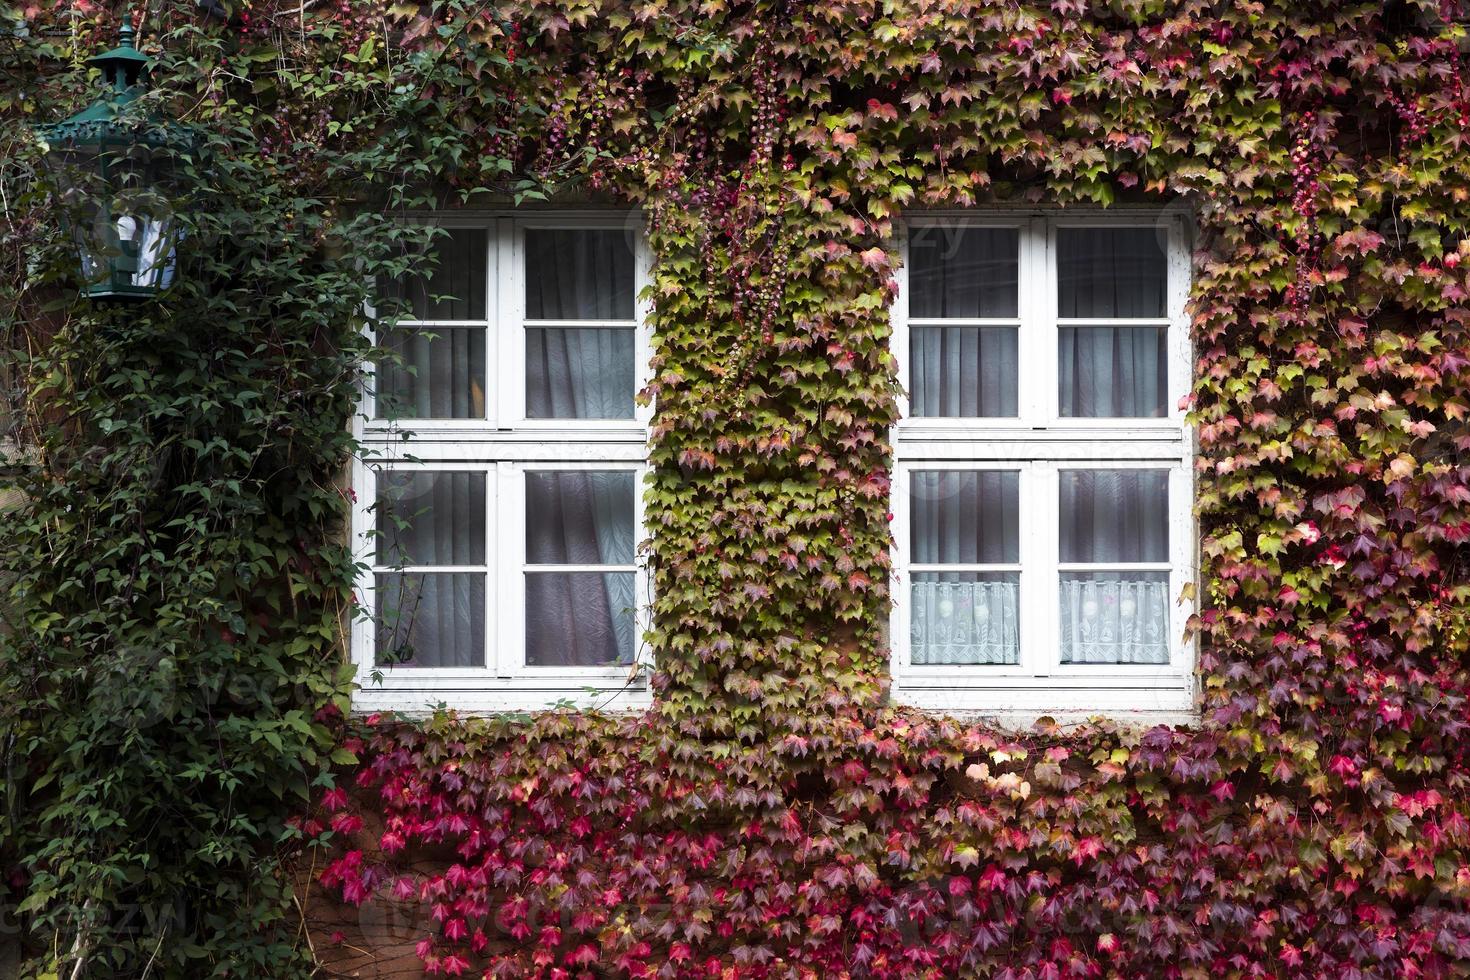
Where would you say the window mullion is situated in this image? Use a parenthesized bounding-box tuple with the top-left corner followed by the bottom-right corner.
(495, 218, 517, 429)
(1029, 461, 1060, 678)
(493, 460, 516, 677)
(1034, 218, 1058, 429)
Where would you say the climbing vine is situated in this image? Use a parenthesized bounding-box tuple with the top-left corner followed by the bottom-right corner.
(4, 0, 1470, 977)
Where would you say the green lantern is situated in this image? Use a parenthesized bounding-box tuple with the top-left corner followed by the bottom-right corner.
(35, 10, 195, 301)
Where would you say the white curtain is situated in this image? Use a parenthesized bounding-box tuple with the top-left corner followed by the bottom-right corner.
(1059, 469, 1168, 563)
(524, 229, 637, 420)
(375, 228, 489, 420)
(373, 229, 640, 669)
(375, 574, 486, 669)
(380, 228, 488, 321)
(907, 226, 1019, 417)
(526, 328, 634, 419)
(525, 471, 636, 666)
(910, 326, 1018, 417)
(907, 226, 1018, 318)
(376, 327, 486, 419)
(1058, 470, 1170, 665)
(909, 471, 1020, 665)
(520, 229, 639, 666)
(1058, 327, 1166, 418)
(1056, 227, 1168, 418)
(375, 471, 487, 668)
(910, 574, 1020, 665)
(1056, 227, 1166, 318)
(1059, 573, 1169, 664)
(525, 229, 635, 320)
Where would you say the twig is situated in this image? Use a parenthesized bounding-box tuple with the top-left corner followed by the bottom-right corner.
(292, 887, 319, 966)
(137, 930, 167, 980)
(66, 897, 92, 980)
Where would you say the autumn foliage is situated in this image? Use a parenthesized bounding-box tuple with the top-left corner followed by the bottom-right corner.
(8, 0, 1470, 976)
(304, 0, 1470, 976)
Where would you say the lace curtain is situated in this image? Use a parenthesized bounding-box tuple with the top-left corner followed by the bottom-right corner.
(1059, 573, 1170, 665)
(910, 573, 1020, 665)
(1058, 469, 1170, 664)
(909, 470, 1020, 665)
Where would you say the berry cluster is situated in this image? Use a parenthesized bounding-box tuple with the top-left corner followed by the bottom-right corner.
(1285, 109, 1323, 319)
(1388, 92, 1429, 145)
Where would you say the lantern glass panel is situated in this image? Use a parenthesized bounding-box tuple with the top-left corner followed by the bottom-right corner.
(43, 136, 186, 299)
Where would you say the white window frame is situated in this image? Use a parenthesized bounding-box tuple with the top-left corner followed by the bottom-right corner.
(352, 212, 653, 715)
(890, 209, 1198, 724)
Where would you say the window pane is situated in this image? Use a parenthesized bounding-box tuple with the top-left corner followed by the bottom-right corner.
(526, 470, 636, 565)
(374, 327, 486, 420)
(378, 228, 487, 321)
(1059, 469, 1168, 563)
(908, 226, 1019, 319)
(376, 471, 486, 566)
(910, 571, 1019, 665)
(1056, 228, 1167, 318)
(525, 230, 635, 320)
(910, 471, 1020, 564)
(909, 326, 1018, 418)
(525, 571, 636, 666)
(1057, 326, 1167, 418)
(526, 327, 635, 419)
(1059, 571, 1169, 664)
(375, 572, 485, 668)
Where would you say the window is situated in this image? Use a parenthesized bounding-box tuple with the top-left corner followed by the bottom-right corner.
(353, 215, 651, 713)
(891, 213, 1195, 721)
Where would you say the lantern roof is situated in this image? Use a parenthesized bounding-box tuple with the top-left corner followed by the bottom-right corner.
(37, 9, 192, 151)
(87, 13, 151, 80)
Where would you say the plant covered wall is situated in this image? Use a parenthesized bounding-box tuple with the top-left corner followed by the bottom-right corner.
(4, 0, 1470, 977)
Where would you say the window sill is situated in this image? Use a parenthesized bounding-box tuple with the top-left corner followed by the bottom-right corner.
(352, 684, 652, 716)
(890, 678, 1197, 725)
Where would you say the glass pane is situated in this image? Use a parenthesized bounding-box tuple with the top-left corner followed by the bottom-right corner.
(1059, 571, 1170, 664)
(909, 471, 1019, 565)
(525, 571, 636, 666)
(1059, 470, 1169, 563)
(908, 227, 1019, 318)
(1057, 326, 1167, 418)
(526, 327, 635, 419)
(1056, 227, 1167, 318)
(910, 571, 1019, 665)
(526, 471, 636, 565)
(376, 471, 486, 566)
(375, 572, 485, 668)
(525, 230, 636, 320)
(378, 229, 488, 321)
(909, 326, 1018, 417)
(374, 327, 487, 420)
